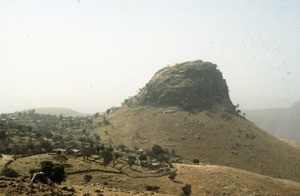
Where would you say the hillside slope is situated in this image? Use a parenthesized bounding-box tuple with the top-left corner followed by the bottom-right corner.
(65, 163, 300, 195)
(245, 102, 300, 140)
(173, 163, 300, 196)
(95, 106, 300, 182)
(3, 158, 300, 195)
(93, 60, 300, 182)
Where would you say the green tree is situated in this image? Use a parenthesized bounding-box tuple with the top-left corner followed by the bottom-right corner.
(79, 137, 86, 144)
(93, 112, 100, 118)
(139, 154, 147, 167)
(152, 145, 164, 155)
(0, 130, 7, 141)
(54, 154, 68, 163)
(139, 154, 147, 162)
(51, 164, 66, 184)
(40, 161, 66, 184)
(26, 138, 35, 151)
(52, 135, 63, 142)
(127, 156, 136, 168)
(102, 150, 113, 166)
(105, 108, 111, 115)
(117, 144, 127, 152)
(113, 152, 121, 162)
(1, 168, 19, 177)
(38, 139, 53, 152)
(95, 144, 105, 153)
(86, 118, 93, 125)
(81, 147, 95, 159)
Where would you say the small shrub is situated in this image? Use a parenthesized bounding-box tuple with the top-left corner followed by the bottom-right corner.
(145, 185, 160, 192)
(168, 171, 177, 181)
(1, 168, 19, 177)
(165, 167, 171, 172)
(102, 151, 113, 166)
(192, 159, 199, 164)
(54, 154, 68, 163)
(117, 144, 127, 152)
(127, 155, 136, 168)
(84, 174, 92, 183)
(102, 119, 110, 126)
(181, 184, 191, 196)
(152, 145, 164, 155)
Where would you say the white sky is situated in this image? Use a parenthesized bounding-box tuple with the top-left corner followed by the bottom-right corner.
(1, 0, 300, 114)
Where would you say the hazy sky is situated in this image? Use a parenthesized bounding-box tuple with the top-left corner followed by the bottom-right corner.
(1, 0, 300, 114)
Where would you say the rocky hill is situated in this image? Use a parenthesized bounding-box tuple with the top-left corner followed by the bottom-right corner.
(125, 60, 236, 113)
(245, 102, 300, 140)
(93, 60, 300, 182)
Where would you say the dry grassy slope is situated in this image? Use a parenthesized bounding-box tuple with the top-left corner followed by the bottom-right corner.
(2, 162, 300, 196)
(173, 163, 300, 196)
(93, 106, 300, 182)
(64, 163, 300, 195)
(280, 138, 300, 150)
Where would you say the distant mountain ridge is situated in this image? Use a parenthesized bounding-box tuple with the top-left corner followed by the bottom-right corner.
(22, 107, 87, 117)
(245, 102, 300, 140)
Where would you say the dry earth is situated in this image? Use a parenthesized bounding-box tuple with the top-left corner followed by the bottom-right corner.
(92, 106, 300, 183)
(64, 162, 300, 195)
(2, 153, 300, 195)
(173, 163, 300, 196)
(279, 138, 300, 150)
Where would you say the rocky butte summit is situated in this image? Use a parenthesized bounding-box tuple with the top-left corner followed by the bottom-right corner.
(125, 60, 236, 113)
(97, 60, 300, 182)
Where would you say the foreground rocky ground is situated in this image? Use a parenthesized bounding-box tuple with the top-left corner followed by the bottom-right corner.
(1, 162, 300, 195)
(0, 175, 165, 196)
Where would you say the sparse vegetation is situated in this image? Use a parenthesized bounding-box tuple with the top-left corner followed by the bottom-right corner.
(127, 156, 136, 168)
(192, 159, 199, 164)
(102, 150, 113, 166)
(1, 61, 300, 195)
(1, 168, 19, 177)
(83, 174, 92, 183)
(145, 185, 160, 192)
(181, 184, 192, 196)
(54, 154, 68, 163)
(168, 170, 177, 181)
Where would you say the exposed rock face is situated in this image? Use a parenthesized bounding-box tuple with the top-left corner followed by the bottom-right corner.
(126, 60, 235, 112)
